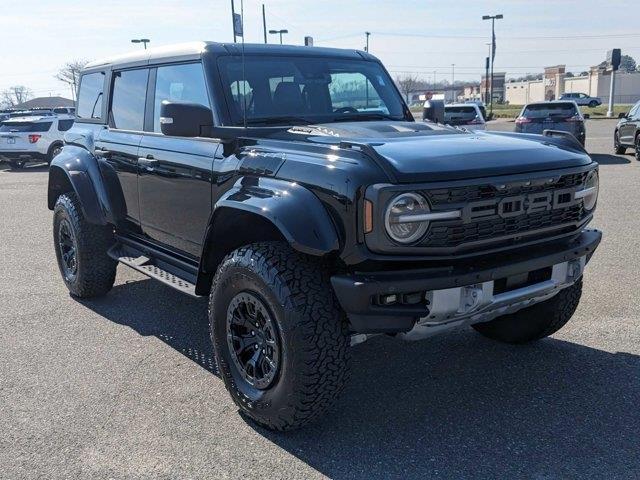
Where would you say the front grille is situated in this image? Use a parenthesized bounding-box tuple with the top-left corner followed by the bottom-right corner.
(417, 172, 590, 250)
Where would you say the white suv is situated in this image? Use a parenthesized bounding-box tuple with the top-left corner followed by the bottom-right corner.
(0, 114, 74, 169)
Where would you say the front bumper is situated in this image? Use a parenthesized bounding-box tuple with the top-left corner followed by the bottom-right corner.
(331, 229, 601, 334)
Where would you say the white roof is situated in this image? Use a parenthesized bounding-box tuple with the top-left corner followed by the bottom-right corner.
(85, 41, 209, 69)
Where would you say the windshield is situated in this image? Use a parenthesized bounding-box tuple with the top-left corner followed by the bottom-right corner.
(522, 103, 578, 119)
(0, 121, 52, 132)
(217, 55, 406, 126)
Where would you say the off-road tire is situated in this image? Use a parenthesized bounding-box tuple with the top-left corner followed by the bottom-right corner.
(53, 192, 117, 298)
(209, 241, 350, 431)
(472, 280, 582, 344)
(614, 131, 626, 154)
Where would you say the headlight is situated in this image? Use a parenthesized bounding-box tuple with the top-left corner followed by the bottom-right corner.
(577, 170, 599, 211)
(384, 193, 430, 243)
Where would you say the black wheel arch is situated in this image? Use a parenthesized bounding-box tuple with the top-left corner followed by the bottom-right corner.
(195, 176, 341, 295)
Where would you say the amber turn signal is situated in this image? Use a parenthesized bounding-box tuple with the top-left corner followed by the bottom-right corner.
(364, 200, 373, 234)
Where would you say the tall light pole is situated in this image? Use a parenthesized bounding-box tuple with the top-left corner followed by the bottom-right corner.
(131, 38, 150, 49)
(365, 32, 371, 52)
(482, 13, 503, 118)
(269, 29, 288, 45)
(451, 64, 455, 102)
(262, 4, 267, 43)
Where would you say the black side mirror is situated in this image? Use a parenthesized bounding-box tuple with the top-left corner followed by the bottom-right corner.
(619, 112, 627, 119)
(160, 100, 213, 137)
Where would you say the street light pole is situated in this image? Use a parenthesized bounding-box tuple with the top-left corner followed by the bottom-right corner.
(482, 13, 503, 118)
(365, 32, 370, 52)
(262, 4, 267, 44)
(131, 38, 150, 49)
(269, 29, 288, 44)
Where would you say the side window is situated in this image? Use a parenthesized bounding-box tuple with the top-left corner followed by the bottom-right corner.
(110, 69, 149, 131)
(628, 103, 639, 118)
(153, 63, 210, 133)
(76, 72, 105, 120)
(57, 119, 74, 131)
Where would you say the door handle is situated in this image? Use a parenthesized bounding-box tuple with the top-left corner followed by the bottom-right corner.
(138, 155, 158, 171)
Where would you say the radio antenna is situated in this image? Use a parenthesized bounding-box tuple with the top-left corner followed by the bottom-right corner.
(241, 0, 247, 130)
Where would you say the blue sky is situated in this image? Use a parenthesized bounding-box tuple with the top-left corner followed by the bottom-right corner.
(2, 0, 639, 98)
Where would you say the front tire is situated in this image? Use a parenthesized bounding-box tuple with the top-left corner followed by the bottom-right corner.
(9, 160, 25, 170)
(47, 143, 63, 164)
(472, 280, 582, 344)
(614, 131, 626, 154)
(53, 192, 117, 298)
(588, 100, 598, 108)
(209, 242, 350, 431)
(635, 135, 640, 161)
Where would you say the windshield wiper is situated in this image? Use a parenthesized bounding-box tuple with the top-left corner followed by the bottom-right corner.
(331, 113, 402, 122)
(245, 116, 311, 126)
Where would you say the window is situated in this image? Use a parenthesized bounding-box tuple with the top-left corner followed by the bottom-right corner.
(153, 63, 210, 132)
(110, 69, 149, 131)
(522, 102, 579, 119)
(57, 119, 74, 131)
(0, 121, 52, 132)
(217, 56, 405, 126)
(76, 72, 105, 120)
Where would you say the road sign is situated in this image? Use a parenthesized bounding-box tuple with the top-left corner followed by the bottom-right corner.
(233, 13, 243, 37)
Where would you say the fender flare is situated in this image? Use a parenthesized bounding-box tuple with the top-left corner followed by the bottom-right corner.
(207, 176, 340, 256)
(47, 145, 113, 225)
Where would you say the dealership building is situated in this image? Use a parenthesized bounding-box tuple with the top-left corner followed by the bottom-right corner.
(505, 64, 640, 105)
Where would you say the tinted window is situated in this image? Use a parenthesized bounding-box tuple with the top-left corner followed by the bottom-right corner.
(57, 119, 74, 131)
(444, 106, 479, 125)
(217, 56, 405, 126)
(522, 102, 578, 119)
(77, 72, 105, 119)
(153, 63, 210, 132)
(0, 121, 52, 132)
(110, 69, 149, 131)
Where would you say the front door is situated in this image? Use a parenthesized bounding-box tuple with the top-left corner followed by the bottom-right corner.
(95, 67, 149, 229)
(620, 102, 640, 145)
(137, 62, 218, 257)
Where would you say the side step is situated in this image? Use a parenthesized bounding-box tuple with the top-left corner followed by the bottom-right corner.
(108, 243, 199, 297)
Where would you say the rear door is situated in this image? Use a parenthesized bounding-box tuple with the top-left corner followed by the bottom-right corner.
(620, 102, 640, 145)
(137, 62, 218, 257)
(94, 68, 149, 230)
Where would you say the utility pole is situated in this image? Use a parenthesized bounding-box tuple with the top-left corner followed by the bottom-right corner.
(365, 32, 370, 52)
(231, 0, 237, 43)
(482, 13, 503, 118)
(269, 29, 288, 45)
(131, 38, 150, 49)
(484, 57, 490, 104)
(262, 4, 267, 44)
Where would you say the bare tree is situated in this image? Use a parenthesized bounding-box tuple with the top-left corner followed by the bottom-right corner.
(395, 74, 420, 103)
(55, 60, 88, 100)
(0, 85, 34, 108)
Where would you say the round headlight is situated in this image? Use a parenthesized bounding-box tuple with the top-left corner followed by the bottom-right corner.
(581, 170, 599, 211)
(384, 193, 430, 244)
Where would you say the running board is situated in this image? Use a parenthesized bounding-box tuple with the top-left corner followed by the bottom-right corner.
(108, 244, 198, 297)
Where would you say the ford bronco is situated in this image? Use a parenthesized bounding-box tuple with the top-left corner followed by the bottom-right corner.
(48, 42, 601, 431)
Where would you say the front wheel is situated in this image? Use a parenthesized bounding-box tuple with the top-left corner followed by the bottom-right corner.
(614, 131, 626, 154)
(635, 135, 640, 161)
(9, 160, 26, 170)
(472, 280, 582, 344)
(53, 192, 117, 297)
(209, 242, 350, 431)
(588, 100, 598, 108)
(47, 143, 63, 164)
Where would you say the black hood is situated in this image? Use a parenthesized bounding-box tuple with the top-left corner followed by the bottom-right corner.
(300, 121, 592, 183)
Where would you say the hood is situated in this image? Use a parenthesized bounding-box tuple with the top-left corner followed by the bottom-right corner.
(302, 121, 592, 183)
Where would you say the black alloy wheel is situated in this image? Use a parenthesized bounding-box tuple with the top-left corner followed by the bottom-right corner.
(57, 218, 78, 281)
(226, 291, 281, 390)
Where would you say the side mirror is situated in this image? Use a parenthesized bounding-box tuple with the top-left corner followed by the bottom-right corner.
(619, 112, 627, 119)
(160, 100, 213, 137)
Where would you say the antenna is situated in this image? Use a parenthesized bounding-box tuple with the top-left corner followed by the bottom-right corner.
(241, 0, 247, 130)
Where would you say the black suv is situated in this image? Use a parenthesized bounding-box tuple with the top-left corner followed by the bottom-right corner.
(614, 99, 640, 159)
(48, 42, 601, 431)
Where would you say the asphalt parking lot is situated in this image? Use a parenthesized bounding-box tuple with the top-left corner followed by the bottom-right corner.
(1, 119, 639, 479)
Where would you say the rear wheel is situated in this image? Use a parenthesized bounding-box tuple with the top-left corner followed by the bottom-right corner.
(614, 131, 626, 154)
(47, 143, 63, 164)
(472, 280, 582, 344)
(53, 192, 117, 297)
(588, 100, 598, 108)
(635, 135, 640, 161)
(209, 242, 350, 431)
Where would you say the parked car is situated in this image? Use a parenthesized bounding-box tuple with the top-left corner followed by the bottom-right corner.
(559, 92, 602, 108)
(614, 99, 640, 159)
(0, 114, 74, 169)
(444, 103, 486, 130)
(464, 100, 488, 120)
(515, 101, 586, 146)
(48, 42, 601, 431)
